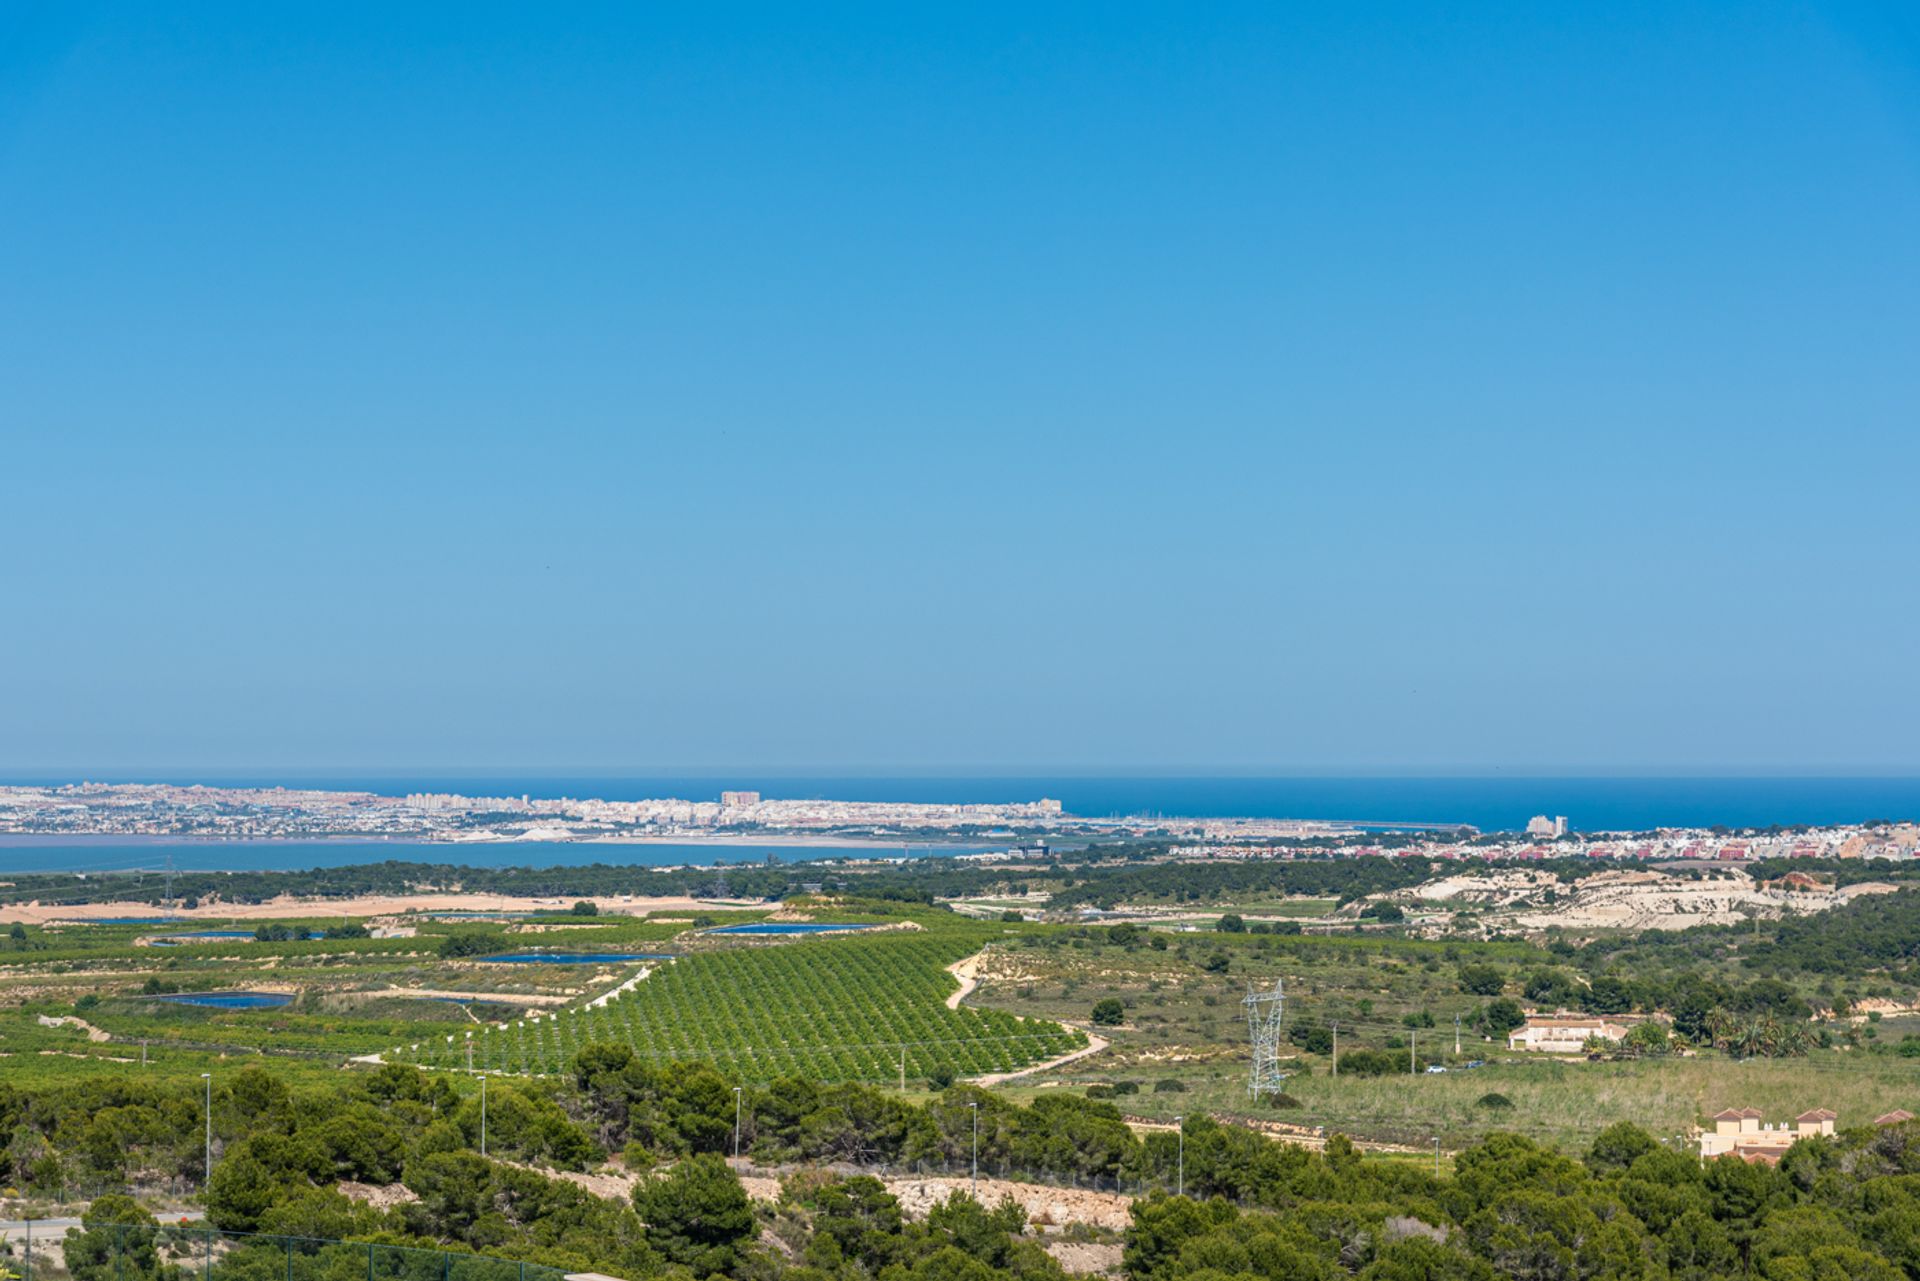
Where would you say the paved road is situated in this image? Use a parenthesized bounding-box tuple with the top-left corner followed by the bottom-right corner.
(0, 1210, 204, 1235)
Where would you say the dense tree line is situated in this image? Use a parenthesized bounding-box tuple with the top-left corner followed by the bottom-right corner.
(19, 1050, 1920, 1281)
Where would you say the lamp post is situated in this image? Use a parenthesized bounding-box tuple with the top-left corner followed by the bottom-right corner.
(201, 1073, 212, 1187)
(733, 1087, 743, 1159)
(1174, 1117, 1184, 1197)
(968, 1101, 979, 1195)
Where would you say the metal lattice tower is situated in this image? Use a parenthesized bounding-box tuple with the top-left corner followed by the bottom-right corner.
(1244, 978, 1287, 1098)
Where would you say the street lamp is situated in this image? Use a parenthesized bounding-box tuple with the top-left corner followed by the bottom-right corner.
(201, 1073, 212, 1187)
(1173, 1117, 1184, 1197)
(968, 1101, 979, 1195)
(733, 1087, 743, 1159)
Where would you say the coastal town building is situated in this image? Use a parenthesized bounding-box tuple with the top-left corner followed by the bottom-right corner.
(1506, 1013, 1631, 1053)
(1699, 1108, 1836, 1163)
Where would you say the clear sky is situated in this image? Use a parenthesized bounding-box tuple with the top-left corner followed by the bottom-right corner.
(3, 3, 1918, 774)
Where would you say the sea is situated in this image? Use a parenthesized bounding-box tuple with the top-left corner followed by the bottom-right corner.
(1, 773, 1916, 875)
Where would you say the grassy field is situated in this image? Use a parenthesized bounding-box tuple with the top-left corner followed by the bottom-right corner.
(1005, 1051, 1920, 1150)
(957, 921, 1920, 1151)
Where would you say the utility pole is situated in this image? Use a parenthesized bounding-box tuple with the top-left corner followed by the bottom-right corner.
(1410, 1030, 1416, 1077)
(733, 1087, 742, 1158)
(201, 1072, 213, 1186)
(481, 1076, 488, 1157)
(1173, 1117, 1184, 1197)
(969, 1101, 979, 1196)
(1330, 1022, 1338, 1078)
(1433, 1136, 1441, 1177)
(900, 1044, 906, 1092)
(1454, 1015, 1461, 1057)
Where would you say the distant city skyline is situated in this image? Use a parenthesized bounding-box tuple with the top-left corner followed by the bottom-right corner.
(5, 4, 1918, 771)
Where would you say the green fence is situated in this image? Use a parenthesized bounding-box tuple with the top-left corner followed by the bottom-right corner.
(3, 1221, 572, 1281)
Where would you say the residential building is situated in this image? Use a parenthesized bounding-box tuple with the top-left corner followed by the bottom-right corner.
(1507, 1013, 1631, 1053)
(1699, 1108, 1837, 1163)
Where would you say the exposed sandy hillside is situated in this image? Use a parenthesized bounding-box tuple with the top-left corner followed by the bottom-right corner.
(1405, 866, 1897, 932)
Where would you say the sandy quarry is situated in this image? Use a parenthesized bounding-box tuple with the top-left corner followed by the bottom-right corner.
(1405, 866, 1897, 931)
(474, 1160, 1134, 1234)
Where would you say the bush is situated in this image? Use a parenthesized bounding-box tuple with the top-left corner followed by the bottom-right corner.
(1458, 964, 1505, 996)
(1203, 953, 1231, 974)
(1111, 1080, 1140, 1096)
(1476, 1092, 1514, 1110)
(1085, 1084, 1115, 1099)
(1217, 914, 1245, 933)
(927, 1065, 956, 1090)
(1484, 998, 1526, 1037)
(1001, 910, 1023, 922)
(1266, 1092, 1303, 1110)
(438, 931, 507, 959)
(571, 900, 599, 916)
(1152, 1079, 1187, 1093)
(1091, 998, 1125, 1026)
(632, 1152, 754, 1275)
(1288, 1022, 1334, 1055)
(1335, 1049, 1400, 1078)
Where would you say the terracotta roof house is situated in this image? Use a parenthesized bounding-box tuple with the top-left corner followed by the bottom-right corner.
(1699, 1107, 1834, 1162)
(1507, 1013, 1632, 1053)
(1875, 1110, 1915, 1126)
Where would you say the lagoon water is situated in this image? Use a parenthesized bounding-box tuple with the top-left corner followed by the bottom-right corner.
(0, 838, 993, 874)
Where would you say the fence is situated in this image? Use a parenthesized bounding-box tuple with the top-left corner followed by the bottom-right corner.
(0, 1221, 571, 1281)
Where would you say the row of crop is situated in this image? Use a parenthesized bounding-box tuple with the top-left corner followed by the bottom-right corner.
(391, 934, 1082, 1082)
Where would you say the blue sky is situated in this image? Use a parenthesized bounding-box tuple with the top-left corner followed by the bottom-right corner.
(2, 3, 1918, 773)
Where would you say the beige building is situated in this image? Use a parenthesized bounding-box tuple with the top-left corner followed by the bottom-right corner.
(1699, 1108, 1836, 1163)
(1506, 1014, 1630, 1053)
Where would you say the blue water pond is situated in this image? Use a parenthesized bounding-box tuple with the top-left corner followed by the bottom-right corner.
(706, 922, 878, 935)
(155, 992, 294, 1009)
(481, 952, 672, 964)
